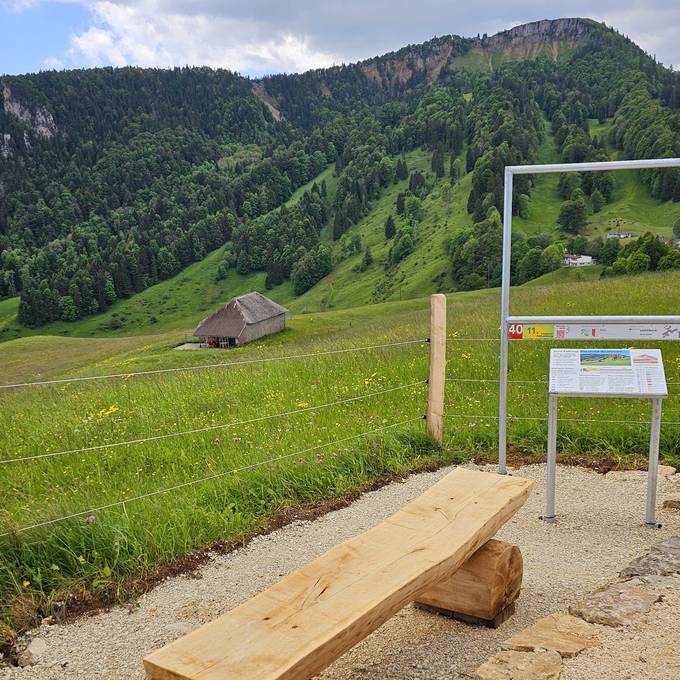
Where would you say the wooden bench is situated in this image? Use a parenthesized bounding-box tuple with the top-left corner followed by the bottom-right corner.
(144, 468, 533, 680)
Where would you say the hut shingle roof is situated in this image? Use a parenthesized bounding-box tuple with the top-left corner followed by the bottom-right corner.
(194, 292, 287, 338)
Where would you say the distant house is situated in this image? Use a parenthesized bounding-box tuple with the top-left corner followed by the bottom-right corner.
(606, 231, 632, 240)
(194, 292, 288, 348)
(563, 254, 594, 267)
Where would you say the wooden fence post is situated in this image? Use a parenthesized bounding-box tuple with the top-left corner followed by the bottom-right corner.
(427, 294, 447, 444)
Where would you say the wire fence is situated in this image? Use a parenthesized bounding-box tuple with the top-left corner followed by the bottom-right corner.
(445, 376, 680, 386)
(5, 325, 680, 540)
(0, 338, 428, 390)
(0, 380, 427, 465)
(444, 413, 680, 426)
(0, 416, 423, 538)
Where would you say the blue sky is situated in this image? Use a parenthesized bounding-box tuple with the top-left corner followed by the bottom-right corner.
(2, 1, 679, 77)
(1, 2, 92, 74)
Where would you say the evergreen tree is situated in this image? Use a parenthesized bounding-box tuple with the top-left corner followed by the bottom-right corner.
(384, 214, 396, 239)
(359, 246, 373, 271)
(431, 148, 445, 178)
(591, 189, 605, 213)
(396, 192, 406, 215)
(673, 217, 680, 239)
(236, 249, 251, 275)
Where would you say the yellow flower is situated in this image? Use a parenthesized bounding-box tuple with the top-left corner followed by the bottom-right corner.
(22, 580, 30, 588)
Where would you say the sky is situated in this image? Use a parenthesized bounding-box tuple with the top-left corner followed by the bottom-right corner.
(1, 1, 679, 78)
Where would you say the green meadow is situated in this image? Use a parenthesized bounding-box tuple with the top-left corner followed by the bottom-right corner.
(3, 269, 680, 636)
(4, 119, 680, 638)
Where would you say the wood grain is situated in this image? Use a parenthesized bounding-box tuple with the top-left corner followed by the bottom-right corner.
(415, 539, 522, 621)
(426, 293, 447, 443)
(144, 468, 533, 680)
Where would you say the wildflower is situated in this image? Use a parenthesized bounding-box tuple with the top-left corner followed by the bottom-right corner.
(296, 402, 310, 409)
(51, 564, 60, 571)
(22, 580, 30, 588)
(213, 437, 220, 444)
(85, 515, 97, 524)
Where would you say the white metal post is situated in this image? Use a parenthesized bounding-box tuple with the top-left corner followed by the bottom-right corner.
(646, 397, 663, 527)
(544, 394, 558, 522)
(498, 168, 513, 474)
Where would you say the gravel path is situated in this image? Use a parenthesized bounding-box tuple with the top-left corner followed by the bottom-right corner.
(562, 585, 680, 680)
(5, 463, 680, 679)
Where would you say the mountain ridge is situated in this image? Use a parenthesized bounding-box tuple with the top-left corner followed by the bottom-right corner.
(1, 16, 679, 331)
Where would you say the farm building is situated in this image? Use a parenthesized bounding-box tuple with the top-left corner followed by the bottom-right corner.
(563, 254, 594, 267)
(194, 292, 288, 348)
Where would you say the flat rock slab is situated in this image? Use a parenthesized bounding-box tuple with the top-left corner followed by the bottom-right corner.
(620, 536, 680, 578)
(569, 580, 661, 627)
(502, 613, 599, 658)
(620, 550, 680, 578)
(475, 649, 562, 680)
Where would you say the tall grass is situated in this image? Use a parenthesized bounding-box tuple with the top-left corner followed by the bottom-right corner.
(2, 270, 680, 634)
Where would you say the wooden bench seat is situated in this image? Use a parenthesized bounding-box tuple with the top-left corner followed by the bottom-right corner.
(144, 468, 533, 680)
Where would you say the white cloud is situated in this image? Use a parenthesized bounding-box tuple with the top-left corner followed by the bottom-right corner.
(42, 55, 64, 69)
(35, 1, 680, 75)
(59, 1, 340, 74)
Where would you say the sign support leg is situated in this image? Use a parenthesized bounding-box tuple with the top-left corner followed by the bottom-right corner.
(498, 168, 513, 475)
(646, 397, 663, 527)
(544, 394, 558, 522)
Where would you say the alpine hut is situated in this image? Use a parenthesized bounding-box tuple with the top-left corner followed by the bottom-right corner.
(194, 292, 288, 348)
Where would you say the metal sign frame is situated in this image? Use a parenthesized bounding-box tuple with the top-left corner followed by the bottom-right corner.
(499, 158, 680, 474)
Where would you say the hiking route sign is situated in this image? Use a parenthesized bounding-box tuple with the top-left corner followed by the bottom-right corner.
(508, 322, 680, 341)
(545, 347, 667, 527)
(548, 348, 668, 398)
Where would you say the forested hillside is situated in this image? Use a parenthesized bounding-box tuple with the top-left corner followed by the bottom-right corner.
(2, 17, 680, 330)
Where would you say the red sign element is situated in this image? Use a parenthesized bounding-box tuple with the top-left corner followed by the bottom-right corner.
(508, 323, 523, 340)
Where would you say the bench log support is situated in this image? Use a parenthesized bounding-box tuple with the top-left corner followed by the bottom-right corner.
(415, 539, 522, 627)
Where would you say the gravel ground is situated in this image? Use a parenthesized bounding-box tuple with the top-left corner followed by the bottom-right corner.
(5, 463, 680, 680)
(562, 584, 680, 679)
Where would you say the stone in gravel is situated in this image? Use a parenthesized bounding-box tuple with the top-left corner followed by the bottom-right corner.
(658, 465, 676, 478)
(163, 621, 197, 635)
(662, 497, 680, 510)
(501, 613, 600, 658)
(17, 637, 48, 667)
(620, 550, 680, 578)
(653, 536, 680, 557)
(569, 581, 662, 627)
(475, 649, 562, 680)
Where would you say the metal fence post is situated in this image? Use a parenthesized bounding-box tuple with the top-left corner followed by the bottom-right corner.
(427, 294, 447, 444)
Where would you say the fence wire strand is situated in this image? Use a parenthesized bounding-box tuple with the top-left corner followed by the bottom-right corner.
(0, 381, 427, 465)
(445, 377, 680, 386)
(443, 413, 680, 426)
(0, 416, 423, 538)
(0, 339, 428, 390)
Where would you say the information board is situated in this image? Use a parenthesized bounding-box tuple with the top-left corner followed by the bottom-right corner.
(509, 323, 680, 341)
(548, 348, 668, 398)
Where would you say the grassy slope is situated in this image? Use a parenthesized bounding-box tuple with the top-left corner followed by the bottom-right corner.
(3, 270, 680, 629)
(516, 118, 680, 238)
(288, 149, 473, 313)
(2, 119, 680, 343)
